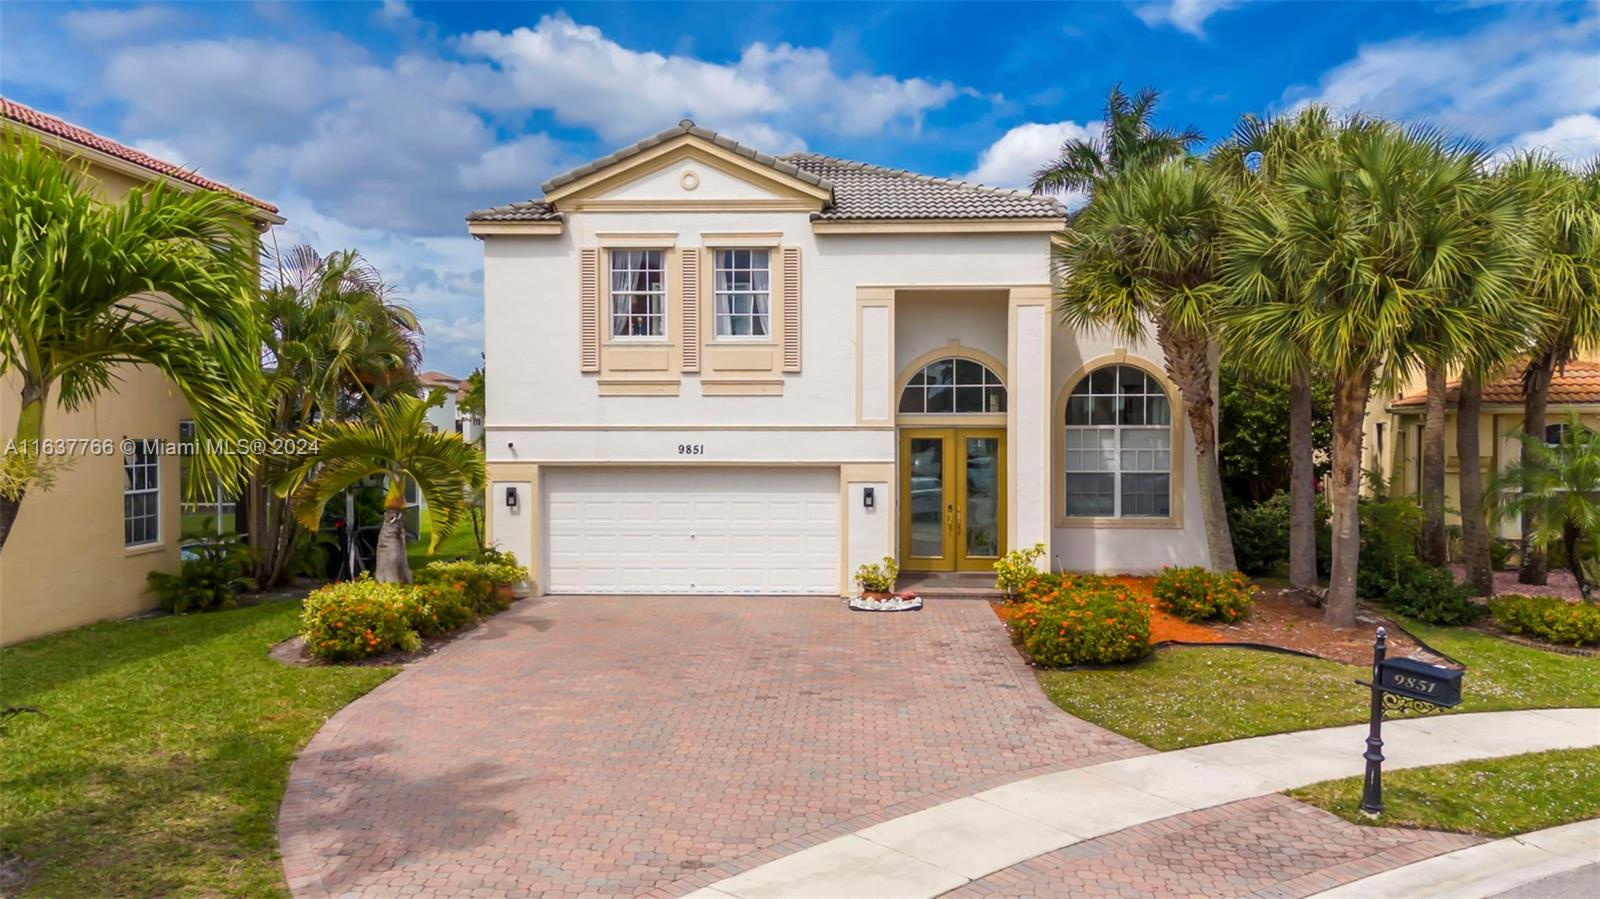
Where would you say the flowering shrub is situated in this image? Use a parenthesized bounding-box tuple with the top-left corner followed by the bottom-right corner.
(418, 559, 528, 614)
(1490, 594, 1600, 646)
(855, 556, 899, 594)
(301, 576, 423, 661)
(1152, 566, 1256, 623)
(995, 543, 1047, 595)
(1007, 579, 1152, 667)
(410, 580, 477, 637)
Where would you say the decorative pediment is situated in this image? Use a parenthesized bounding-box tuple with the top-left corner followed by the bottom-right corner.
(543, 134, 832, 213)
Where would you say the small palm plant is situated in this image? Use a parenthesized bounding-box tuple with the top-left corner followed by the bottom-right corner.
(275, 392, 486, 583)
(1492, 415, 1600, 602)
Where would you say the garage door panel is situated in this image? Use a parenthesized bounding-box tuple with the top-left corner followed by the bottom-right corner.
(546, 468, 839, 595)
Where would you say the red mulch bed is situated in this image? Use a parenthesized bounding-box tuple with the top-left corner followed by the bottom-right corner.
(995, 577, 1443, 667)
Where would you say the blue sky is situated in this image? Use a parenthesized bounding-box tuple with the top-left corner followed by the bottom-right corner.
(4, 0, 1598, 375)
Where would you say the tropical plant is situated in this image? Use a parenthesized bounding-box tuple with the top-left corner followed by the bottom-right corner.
(1217, 355, 1332, 505)
(855, 556, 899, 594)
(1152, 566, 1256, 623)
(1497, 155, 1600, 585)
(1222, 117, 1526, 626)
(994, 542, 1047, 595)
(1491, 594, 1600, 646)
(144, 537, 253, 614)
(275, 392, 486, 584)
(1004, 580, 1152, 666)
(1053, 157, 1238, 570)
(248, 244, 422, 587)
(1492, 416, 1600, 602)
(1030, 84, 1202, 196)
(0, 131, 264, 552)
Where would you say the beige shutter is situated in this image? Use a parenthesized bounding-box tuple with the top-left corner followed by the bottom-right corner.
(781, 246, 801, 372)
(579, 247, 600, 372)
(680, 247, 700, 372)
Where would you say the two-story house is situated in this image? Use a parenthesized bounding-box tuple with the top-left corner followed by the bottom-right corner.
(470, 121, 1211, 597)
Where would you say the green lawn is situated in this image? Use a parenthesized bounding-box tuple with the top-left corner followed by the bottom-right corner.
(1290, 747, 1600, 837)
(1038, 619, 1600, 750)
(405, 504, 481, 569)
(0, 600, 395, 897)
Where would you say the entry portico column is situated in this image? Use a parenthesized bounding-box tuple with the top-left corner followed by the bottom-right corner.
(1007, 285, 1052, 552)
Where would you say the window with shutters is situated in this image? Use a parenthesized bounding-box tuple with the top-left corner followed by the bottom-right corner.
(609, 249, 666, 339)
(713, 249, 771, 338)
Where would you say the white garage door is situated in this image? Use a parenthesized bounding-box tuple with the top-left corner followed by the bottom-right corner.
(545, 468, 839, 594)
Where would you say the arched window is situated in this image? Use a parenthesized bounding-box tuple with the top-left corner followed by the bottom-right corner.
(1063, 365, 1172, 517)
(899, 358, 1006, 414)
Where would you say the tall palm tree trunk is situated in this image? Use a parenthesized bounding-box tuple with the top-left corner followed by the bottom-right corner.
(1519, 353, 1556, 585)
(1457, 374, 1493, 597)
(0, 383, 48, 554)
(1325, 373, 1372, 627)
(1420, 365, 1448, 566)
(374, 505, 412, 584)
(1289, 368, 1318, 590)
(1158, 322, 1237, 571)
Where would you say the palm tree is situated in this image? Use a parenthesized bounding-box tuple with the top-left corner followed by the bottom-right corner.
(248, 244, 423, 586)
(1223, 120, 1526, 626)
(1052, 157, 1238, 570)
(1030, 85, 1203, 196)
(1493, 415, 1600, 602)
(0, 132, 264, 552)
(1497, 155, 1600, 585)
(1212, 107, 1343, 593)
(276, 393, 485, 584)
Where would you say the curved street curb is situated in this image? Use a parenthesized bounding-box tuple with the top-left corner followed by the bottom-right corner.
(691, 708, 1600, 899)
(1308, 818, 1600, 899)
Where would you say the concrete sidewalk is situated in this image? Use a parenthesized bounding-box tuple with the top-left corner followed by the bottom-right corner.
(691, 708, 1600, 899)
(1310, 819, 1600, 899)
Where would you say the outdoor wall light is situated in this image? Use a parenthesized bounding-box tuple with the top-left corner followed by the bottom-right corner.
(863, 486, 875, 509)
(505, 486, 519, 509)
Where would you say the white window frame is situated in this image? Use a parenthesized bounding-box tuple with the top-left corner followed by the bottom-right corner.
(609, 249, 667, 340)
(124, 438, 161, 547)
(712, 248, 771, 340)
(1063, 365, 1173, 519)
(177, 420, 238, 537)
(898, 357, 1007, 415)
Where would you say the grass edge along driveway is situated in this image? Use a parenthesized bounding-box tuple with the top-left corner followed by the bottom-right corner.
(1038, 618, 1600, 751)
(1, 599, 394, 898)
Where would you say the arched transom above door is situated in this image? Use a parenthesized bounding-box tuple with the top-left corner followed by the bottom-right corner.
(898, 357, 1007, 415)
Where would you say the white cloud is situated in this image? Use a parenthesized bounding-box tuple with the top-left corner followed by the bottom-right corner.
(965, 120, 1099, 188)
(1285, 8, 1600, 144)
(1508, 113, 1600, 164)
(1132, 0, 1240, 38)
(458, 13, 962, 145)
(61, 4, 180, 42)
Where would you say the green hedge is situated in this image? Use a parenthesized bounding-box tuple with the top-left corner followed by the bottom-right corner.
(1007, 575, 1152, 667)
(1491, 595, 1600, 646)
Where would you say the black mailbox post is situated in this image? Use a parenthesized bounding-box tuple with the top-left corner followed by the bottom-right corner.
(1358, 627, 1465, 815)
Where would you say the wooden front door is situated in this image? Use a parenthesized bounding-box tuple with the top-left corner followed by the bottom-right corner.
(899, 428, 1007, 572)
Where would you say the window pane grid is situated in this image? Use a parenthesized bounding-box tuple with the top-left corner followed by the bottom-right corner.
(1064, 365, 1172, 518)
(898, 357, 1007, 414)
(609, 249, 665, 338)
(714, 249, 771, 338)
(124, 438, 160, 546)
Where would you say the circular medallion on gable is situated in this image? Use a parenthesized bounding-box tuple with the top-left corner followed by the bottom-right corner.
(680, 170, 700, 191)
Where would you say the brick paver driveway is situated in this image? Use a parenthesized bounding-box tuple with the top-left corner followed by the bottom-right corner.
(278, 596, 1140, 897)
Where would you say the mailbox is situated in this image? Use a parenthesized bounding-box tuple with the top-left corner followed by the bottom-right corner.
(1377, 658, 1463, 708)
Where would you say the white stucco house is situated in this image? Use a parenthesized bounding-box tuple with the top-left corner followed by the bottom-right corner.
(469, 120, 1210, 597)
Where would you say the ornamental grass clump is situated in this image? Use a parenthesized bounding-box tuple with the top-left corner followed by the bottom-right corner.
(1152, 566, 1256, 623)
(301, 575, 423, 661)
(1008, 579, 1152, 667)
(1490, 594, 1600, 647)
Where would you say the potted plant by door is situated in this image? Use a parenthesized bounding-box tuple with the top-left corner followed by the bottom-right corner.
(850, 557, 922, 611)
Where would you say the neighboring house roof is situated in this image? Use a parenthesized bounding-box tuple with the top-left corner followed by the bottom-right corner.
(780, 153, 1066, 221)
(418, 370, 462, 387)
(1392, 361, 1600, 408)
(1, 96, 280, 215)
(466, 119, 1066, 224)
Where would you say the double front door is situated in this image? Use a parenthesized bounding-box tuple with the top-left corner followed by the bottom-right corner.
(899, 428, 1006, 571)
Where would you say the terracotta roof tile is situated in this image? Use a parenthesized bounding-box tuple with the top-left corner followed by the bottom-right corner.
(2, 96, 279, 214)
(1393, 361, 1600, 407)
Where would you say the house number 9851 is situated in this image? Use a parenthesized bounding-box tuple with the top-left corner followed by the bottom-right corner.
(677, 444, 705, 455)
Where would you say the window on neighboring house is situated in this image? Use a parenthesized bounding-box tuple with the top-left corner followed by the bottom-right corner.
(899, 358, 1007, 414)
(713, 249, 771, 338)
(177, 421, 238, 538)
(1546, 423, 1567, 446)
(610, 249, 666, 338)
(124, 438, 160, 546)
(1063, 365, 1172, 518)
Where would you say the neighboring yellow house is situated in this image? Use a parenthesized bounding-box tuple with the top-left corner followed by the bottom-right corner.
(1365, 354, 1600, 541)
(0, 98, 281, 645)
